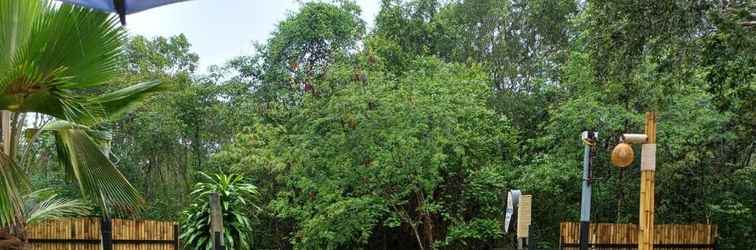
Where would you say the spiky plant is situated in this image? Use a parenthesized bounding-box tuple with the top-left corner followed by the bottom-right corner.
(181, 173, 259, 250)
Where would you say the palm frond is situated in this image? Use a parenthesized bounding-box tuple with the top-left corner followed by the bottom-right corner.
(0, 152, 29, 227)
(42, 121, 143, 216)
(0, 0, 40, 74)
(0, 1, 127, 122)
(42, 120, 112, 150)
(86, 80, 165, 123)
(22, 189, 91, 225)
(0, 0, 155, 223)
(15, 3, 125, 88)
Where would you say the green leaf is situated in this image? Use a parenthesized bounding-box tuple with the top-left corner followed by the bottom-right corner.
(86, 80, 166, 123)
(23, 188, 91, 225)
(44, 121, 143, 216)
(0, 151, 29, 226)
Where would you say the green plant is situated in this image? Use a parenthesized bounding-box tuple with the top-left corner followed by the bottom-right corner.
(0, 2, 164, 247)
(0, 0, 163, 222)
(22, 188, 91, 226)
(180, 173, 259, 250)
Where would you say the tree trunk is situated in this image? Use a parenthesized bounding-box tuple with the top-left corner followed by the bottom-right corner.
(417, 192, 434, 247)
(393, 204, 424, 250)
(0, 224, 28, 250)
(409, 222, 425, 250)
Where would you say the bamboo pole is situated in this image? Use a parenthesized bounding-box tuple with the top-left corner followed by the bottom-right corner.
(639, 112, 656, 250)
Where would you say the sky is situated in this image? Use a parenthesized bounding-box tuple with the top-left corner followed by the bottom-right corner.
(126, 0, 381, 72)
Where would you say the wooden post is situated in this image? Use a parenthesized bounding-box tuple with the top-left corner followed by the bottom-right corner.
(639, 112, 656, 250)
(173, 223, 181, 250)
(100, 217, 113, 250)
(210, 192, 225, 250)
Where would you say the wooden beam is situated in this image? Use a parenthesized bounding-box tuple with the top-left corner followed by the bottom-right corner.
(639, 112, 656, 250)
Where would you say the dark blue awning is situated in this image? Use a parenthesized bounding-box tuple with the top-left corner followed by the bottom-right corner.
(57, 0, 188, 24)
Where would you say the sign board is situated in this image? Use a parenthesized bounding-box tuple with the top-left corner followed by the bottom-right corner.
(504, 190, 521, 233)
(517, 195, 532, 238)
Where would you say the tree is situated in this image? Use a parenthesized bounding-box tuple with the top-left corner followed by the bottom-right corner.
(372, 0, 577, 138)
(695, 2, 755, 248)
(217, 57, 518, 249)
(108, 34, 257, 219)
(229, 1, 365, 109)
(111, 34, 201, 219)
(0, 1, 162, 246)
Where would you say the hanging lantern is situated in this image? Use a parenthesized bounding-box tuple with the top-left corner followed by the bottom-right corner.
(611, 142, 634, 168)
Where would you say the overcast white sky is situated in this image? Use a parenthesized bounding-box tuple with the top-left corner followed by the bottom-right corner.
(125, 0, 380, 72)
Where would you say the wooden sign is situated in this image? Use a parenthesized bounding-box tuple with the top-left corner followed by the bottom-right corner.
(517, 195, 532, 238)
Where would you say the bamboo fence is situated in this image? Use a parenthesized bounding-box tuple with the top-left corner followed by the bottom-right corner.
(560, 222, 717, 249)
(25, 217, 179, 250)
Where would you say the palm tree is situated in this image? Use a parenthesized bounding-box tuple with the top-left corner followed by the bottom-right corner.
(0, 0, 162, 246)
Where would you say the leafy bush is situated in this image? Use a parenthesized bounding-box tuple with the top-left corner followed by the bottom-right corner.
(180, 173, 258, 250)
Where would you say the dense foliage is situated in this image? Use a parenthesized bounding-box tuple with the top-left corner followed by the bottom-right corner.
(214, 57, 518, 249)
(26, 0, 754, 249)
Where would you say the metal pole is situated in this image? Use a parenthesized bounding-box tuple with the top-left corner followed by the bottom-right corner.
(579, 131, 596, 250)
